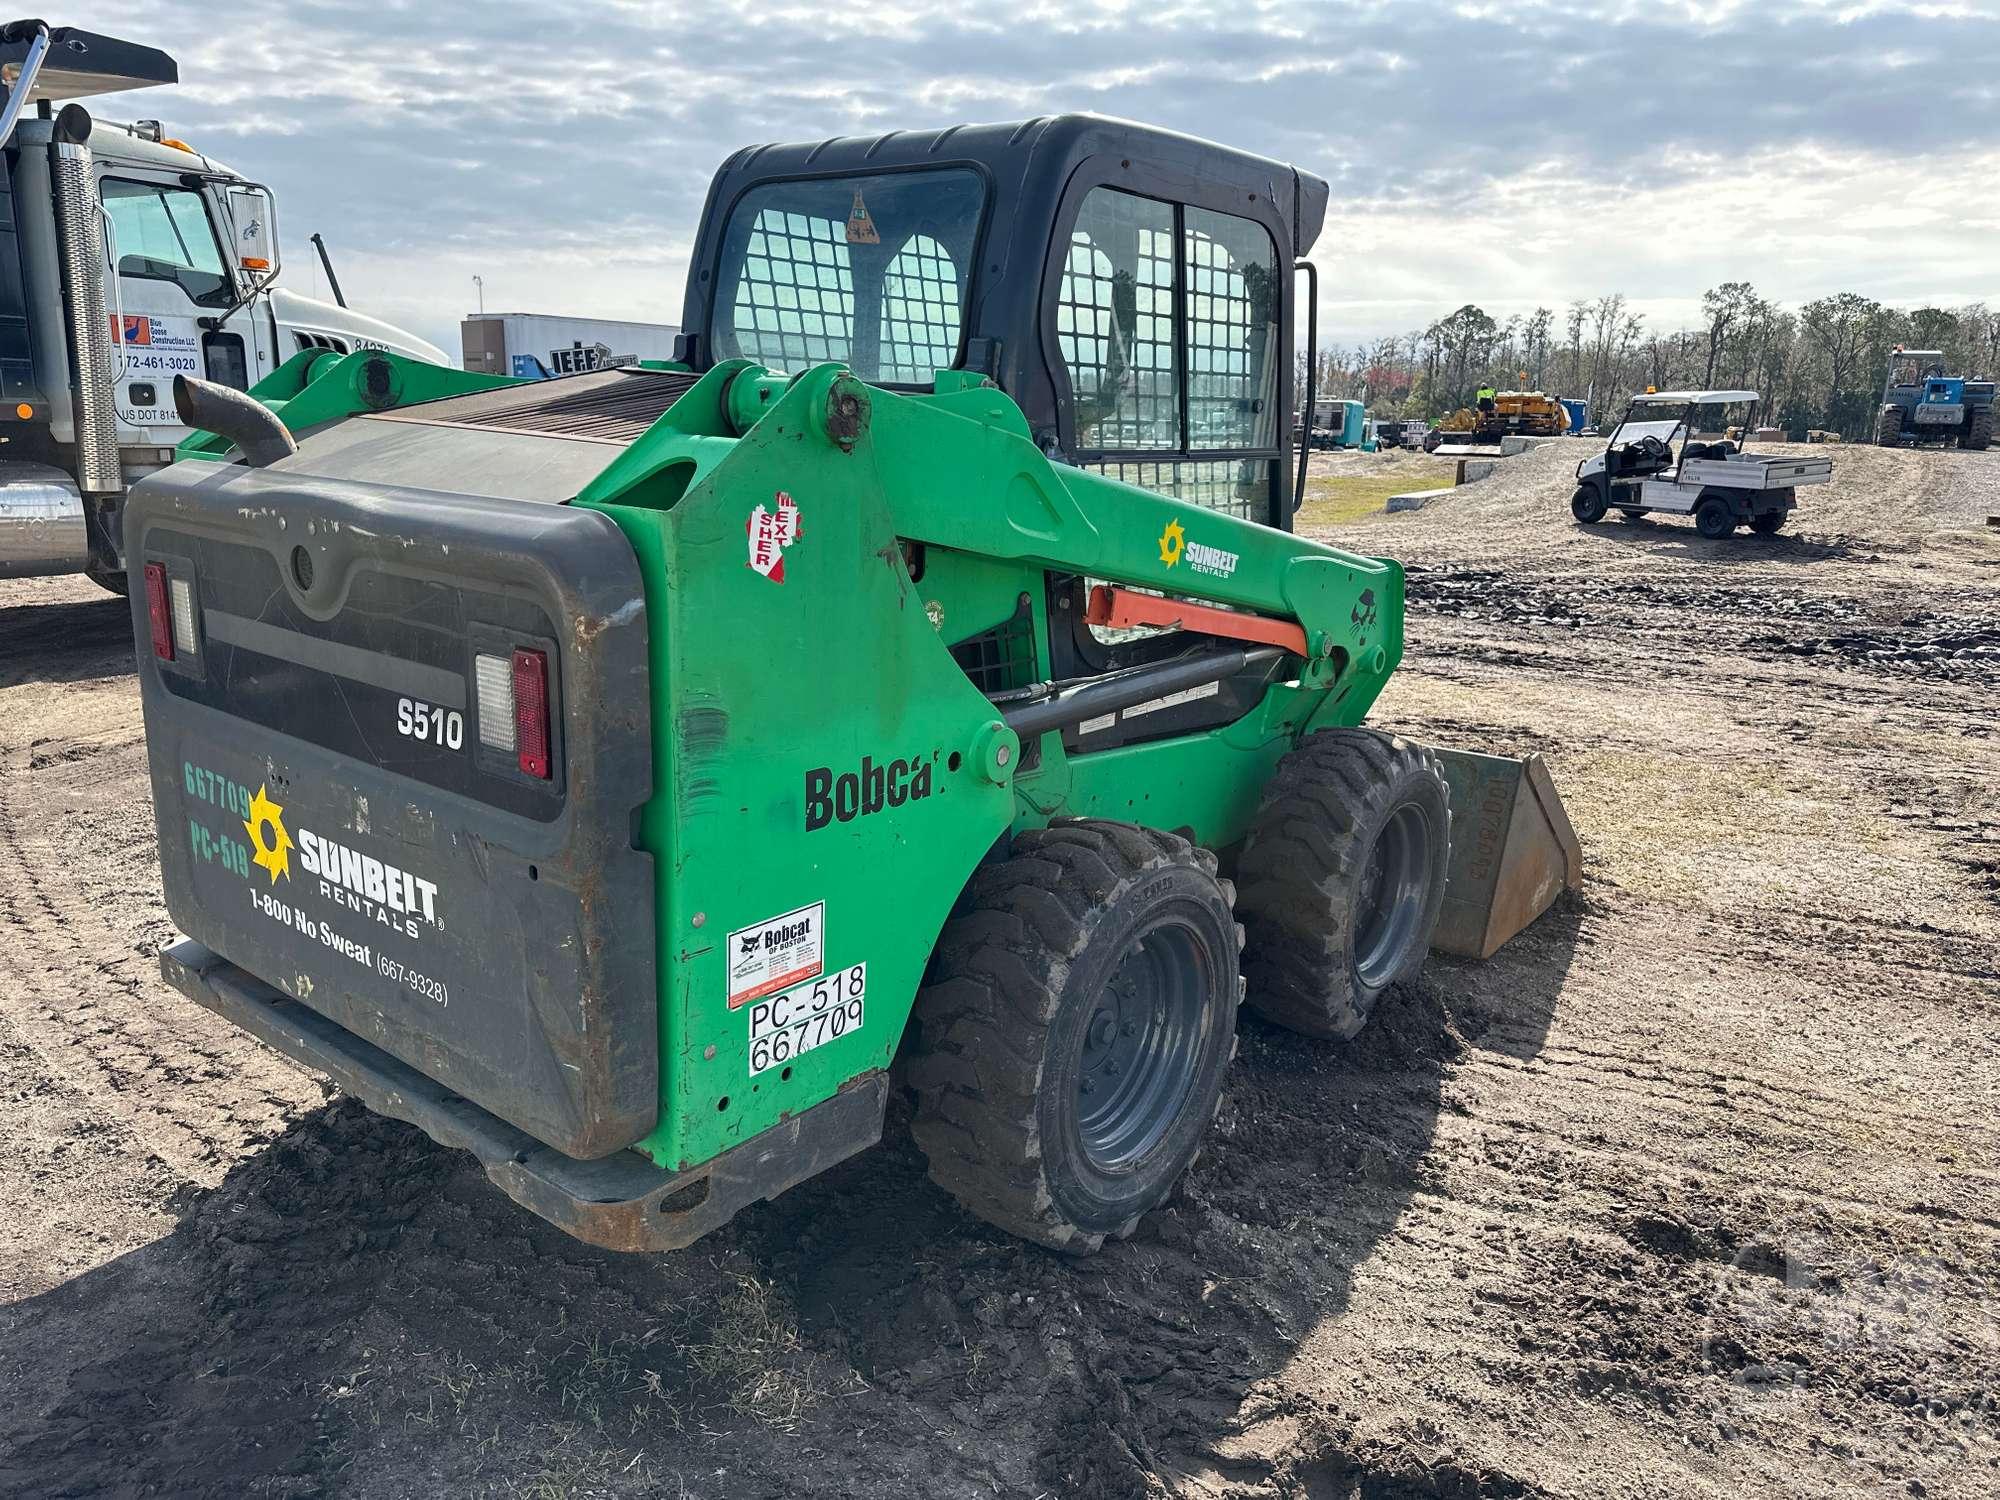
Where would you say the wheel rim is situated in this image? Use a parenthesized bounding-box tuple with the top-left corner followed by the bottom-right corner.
(1074, 919, 1210, 1173)
(1353, 802, 1435, 989)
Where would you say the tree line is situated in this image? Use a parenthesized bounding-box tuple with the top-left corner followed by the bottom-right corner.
(1300, 286, 2000, 439)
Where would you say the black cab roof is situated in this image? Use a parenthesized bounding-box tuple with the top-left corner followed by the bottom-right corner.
(677, 114, 1328, 524)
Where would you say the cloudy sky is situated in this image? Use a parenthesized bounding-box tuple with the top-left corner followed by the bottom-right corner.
(66, 0, 2000, 360)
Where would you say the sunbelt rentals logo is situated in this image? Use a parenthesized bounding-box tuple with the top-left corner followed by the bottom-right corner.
(244, 785, 294, 883)
(1156, 518, 1239, 579)
(232, 780, 441, 938)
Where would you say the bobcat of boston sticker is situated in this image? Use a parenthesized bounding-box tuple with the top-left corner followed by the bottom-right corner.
(727, 901, 825, 1009)
(747, 492, 802, 582)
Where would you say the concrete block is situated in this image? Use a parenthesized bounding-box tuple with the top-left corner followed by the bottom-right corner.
(1499, 435, 1556, 456)
(1455, 458, 1498, 485)
(1387, 487, 1453, 513)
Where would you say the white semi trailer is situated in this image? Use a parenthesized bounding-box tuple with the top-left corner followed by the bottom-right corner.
(0, 21, 446, 591)
(461, 311, 683, 381)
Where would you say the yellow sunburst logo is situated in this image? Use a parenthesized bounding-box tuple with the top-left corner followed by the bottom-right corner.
(1158, 518, 1185, 568)
(243, 784, 293, 884)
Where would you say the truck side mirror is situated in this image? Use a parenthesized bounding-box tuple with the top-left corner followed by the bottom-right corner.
(225, 184, 278, 290)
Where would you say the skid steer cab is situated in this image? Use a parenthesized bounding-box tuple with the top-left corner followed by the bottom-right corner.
(130, 116, 1575, 1256)
(1570, 390, 1832, 539)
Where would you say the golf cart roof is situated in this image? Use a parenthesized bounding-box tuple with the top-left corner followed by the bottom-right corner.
(1632, 389, 1759, 405)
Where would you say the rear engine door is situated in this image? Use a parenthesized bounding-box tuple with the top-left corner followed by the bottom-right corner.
(127, 455, 659, 1158)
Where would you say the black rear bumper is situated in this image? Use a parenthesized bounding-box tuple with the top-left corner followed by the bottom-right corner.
(162, 939, 889, 1253)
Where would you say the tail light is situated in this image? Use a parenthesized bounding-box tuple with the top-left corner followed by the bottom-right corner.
(169, 575, 198, 657)
(143, 561, 173, 660)
(473, 647, 554, 780)
(512, 648, 550, 779)
(474, 653, 516, 751)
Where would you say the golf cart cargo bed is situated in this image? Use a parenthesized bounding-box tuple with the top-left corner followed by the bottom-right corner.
(1679, 453, 1834, 490)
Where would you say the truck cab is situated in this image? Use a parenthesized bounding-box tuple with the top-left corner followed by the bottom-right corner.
(1874, 347, 1995, 450)
(0, 22, 445, 587)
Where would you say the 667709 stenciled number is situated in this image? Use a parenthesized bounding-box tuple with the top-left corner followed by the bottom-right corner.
(747, 963, 865, 1075)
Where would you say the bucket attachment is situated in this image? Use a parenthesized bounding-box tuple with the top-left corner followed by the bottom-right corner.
(1430, 748, 1581, 959)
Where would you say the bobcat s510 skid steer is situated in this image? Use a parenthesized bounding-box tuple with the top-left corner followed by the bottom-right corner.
(127, 117, 1578, 1254)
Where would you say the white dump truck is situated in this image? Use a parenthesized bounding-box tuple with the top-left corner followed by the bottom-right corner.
(1570, 389, 1832, 539)
(0, 22, 445, 591)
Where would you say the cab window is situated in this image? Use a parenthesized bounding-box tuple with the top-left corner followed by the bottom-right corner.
(1056, 187, 1281, 521)
(712, 169, 984, 385)
(101, 179, 230, 307)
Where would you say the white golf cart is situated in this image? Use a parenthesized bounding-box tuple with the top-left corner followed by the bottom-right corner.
(1571, 390, 1833, 538)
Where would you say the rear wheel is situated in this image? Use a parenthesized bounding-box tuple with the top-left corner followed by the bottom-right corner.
(1570, 485, 1607, 524)
(1966, 407, 1994, 451)
(1695, 497, 1736, 539)
(1749, 509, 1786, 535)
(908, 821, 1241, 1253)
(85, 567, 128, 597)
(1237, 729, 1451, 1040)
(1875, 406, 1904, 447)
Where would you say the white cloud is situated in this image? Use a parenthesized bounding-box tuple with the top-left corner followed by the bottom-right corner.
(56, 0, 2000, 362)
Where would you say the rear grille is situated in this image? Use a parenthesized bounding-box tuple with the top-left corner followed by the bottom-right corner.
(376, 367, 704, 445)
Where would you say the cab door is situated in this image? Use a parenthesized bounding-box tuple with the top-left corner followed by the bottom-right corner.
(97, 172, 272, 442)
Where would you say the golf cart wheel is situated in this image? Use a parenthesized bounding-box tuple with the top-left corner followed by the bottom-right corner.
(1237, 729, 1451, 1041)
(1749, 507, 1787, 535)
(1875, 406, 1904, 447)
(1695, 497, 1736, 539)
(1619, 507, 1650, 522)
(907, 821, 1241, 1253)
(1966, 407, 1994, 451)
(85, 566, 128, 597)
(1570, 485, 1607, 524)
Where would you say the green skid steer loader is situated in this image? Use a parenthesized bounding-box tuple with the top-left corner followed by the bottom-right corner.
(128, 117, 1577, 1254)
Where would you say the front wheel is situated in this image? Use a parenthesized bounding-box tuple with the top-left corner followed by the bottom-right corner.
(908, 822, 1241, 1253)
(1695, 497, 1736, 539)
(1237, 729, 1451, 1040)
(1875, 406, 1904, 447)
(1570, 485, 1607, 524)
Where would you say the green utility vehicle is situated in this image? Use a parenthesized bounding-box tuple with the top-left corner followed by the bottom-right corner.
(130, 118, 1569, 1254)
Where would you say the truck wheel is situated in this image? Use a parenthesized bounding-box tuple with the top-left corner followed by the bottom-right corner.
(1236, 729, 1450, 1041)
(1749, 509, 1786, 535)
(1570, 485, 1607, 524)
(1966, 407, 1994, 451)
(907, 821, 1241, 1253)
(1875, 407, 1904, 447)
(1695, 497, 1735, 539)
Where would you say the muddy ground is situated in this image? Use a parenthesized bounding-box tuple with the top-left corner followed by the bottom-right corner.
(2, 441, 1997, 1499)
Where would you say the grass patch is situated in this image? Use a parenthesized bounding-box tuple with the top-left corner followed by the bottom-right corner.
(1296, 459, 1457, 528)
